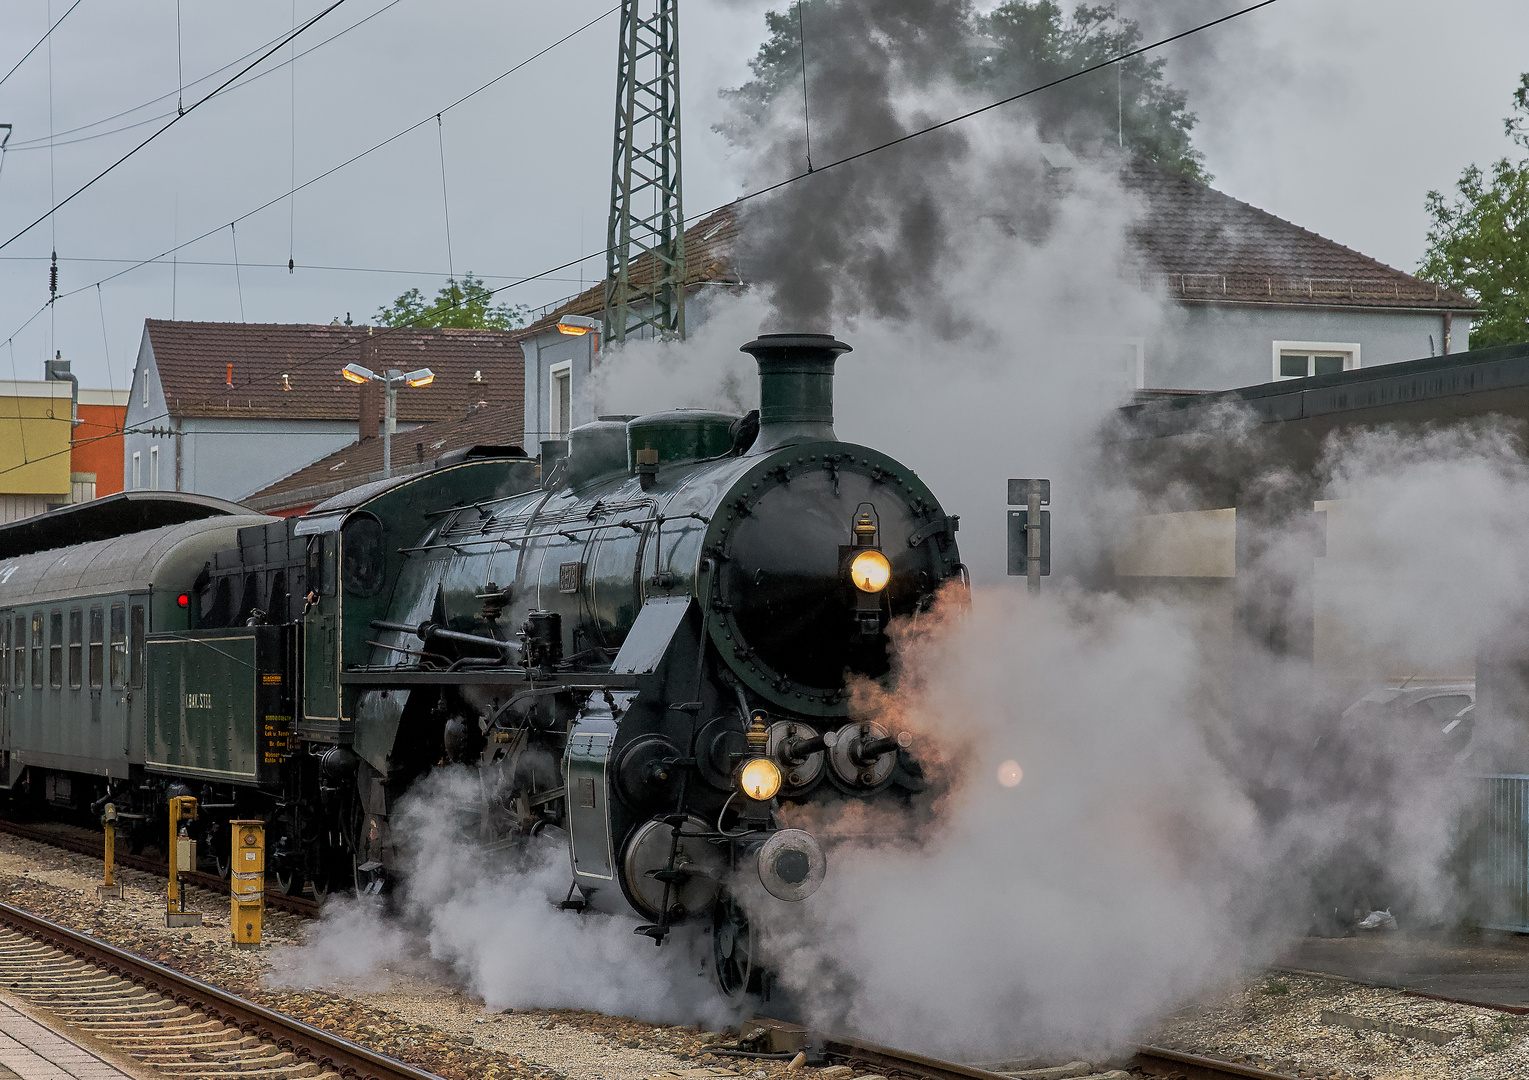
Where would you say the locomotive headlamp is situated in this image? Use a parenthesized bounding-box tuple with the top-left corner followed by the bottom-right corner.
(850, 549, 891, 593)
(739, 756, 783, 801)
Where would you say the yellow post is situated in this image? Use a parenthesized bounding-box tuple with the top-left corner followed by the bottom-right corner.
(166, 796, 203, 927)
(97, 803, 123, 900)
(229, 820, 264, 948)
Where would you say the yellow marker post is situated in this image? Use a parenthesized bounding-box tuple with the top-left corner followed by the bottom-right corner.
(166, 795, 203, 927)
(97, 803, 123, 900)
(229, 820, 264, 947)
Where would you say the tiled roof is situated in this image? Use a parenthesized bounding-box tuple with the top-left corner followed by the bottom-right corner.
(526, 169, 1470, 321)
(144, 320, 525, 421)
(1123, 160, 1475, 310)
(524, 205, 742, 332)
(243, 404, 527, 513)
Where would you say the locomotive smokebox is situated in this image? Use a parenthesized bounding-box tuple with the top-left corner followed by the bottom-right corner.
(740, 333, 853, 451)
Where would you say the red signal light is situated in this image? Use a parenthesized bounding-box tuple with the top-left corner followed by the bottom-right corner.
(177, 594, 190, 608)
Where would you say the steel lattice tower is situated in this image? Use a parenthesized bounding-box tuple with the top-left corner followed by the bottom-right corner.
(605, 0, 684, 344)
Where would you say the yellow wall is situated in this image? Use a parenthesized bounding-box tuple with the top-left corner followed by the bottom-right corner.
(1114, 508, 1236, 578)
(0, 390, 73, 496)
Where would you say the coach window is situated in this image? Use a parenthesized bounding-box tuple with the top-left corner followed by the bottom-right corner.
(48, 611, 63, 689)
(0, 617, 8, 688)
(130, 604, 145, 688)
(30, 612, 43, 688)
(68, 610, 82, 689)
(109, 603, 127, 690)
(88, 607, 103, 689)
(13, 616, 24, 688)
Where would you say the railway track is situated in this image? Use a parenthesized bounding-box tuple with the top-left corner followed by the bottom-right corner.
(822, 1034, 1303, 1080)
(0, 899, 440, 1080)
(0, 818, 1298, 1080)
(0, 816, 320, 918)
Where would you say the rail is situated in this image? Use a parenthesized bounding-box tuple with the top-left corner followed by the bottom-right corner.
(823, 1034, 1301, 1080)
(0, 900, 442, 1080)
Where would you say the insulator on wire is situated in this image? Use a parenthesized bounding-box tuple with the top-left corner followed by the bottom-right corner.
(49, 251, 58, 301)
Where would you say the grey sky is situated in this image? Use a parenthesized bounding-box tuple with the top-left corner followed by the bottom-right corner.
(1, 0, 1525, 393)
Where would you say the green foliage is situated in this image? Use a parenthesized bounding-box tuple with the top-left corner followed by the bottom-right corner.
(375, 272, 528, 330)
(1420, 73, 1529, 348)
(1260, 979, 1289, 996)
(718, 0, 1207, 181)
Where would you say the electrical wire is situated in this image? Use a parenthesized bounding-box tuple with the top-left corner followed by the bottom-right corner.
(3, 0, 1278, 410)
(189, 0, 1288, 400)
(0, 0, 83, 89)
(0, 0, 350, 255)
(5, 1, 619, 326)
(437, 114, 455, 297)
(4, 0, 408, 152)
(0, 254, 590, 282)
(229, 223, 246, 322)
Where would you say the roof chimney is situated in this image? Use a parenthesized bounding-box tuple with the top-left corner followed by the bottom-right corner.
(44, 351, 80, 427)
(738, 333, 853, 451)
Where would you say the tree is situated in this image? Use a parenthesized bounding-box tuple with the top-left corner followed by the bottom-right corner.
(375, 272, 528, 330)
(1419, 74, 1529, 349)
(718, 0, 1207, 181)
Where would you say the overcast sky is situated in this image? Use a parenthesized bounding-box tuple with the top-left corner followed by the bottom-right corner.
(1, 0, 1526, 392)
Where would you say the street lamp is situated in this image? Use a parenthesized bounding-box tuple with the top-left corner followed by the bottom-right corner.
(557, 314, 600, 354)
(341, 363, 435, 478)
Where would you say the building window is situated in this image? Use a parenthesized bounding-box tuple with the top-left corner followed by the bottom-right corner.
(1273, 340, 1360, 381)
(68, 609, 82, 689)
(149, 446, 159, 489)
(131, 451, 141, 490)
(89, 606, 103, 689)
(550, 360, 573, 439)
(109, 603, 127, 690)
(142, 367, 149, 407)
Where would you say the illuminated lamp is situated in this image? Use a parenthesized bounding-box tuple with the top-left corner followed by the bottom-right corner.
(849, 549, 891, 593)
(739, 757, 783, 801)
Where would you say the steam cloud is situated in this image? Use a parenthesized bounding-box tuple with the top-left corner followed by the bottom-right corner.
(275, 0, 1519, 1063)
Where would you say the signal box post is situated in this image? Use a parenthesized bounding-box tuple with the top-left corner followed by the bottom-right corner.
(229, 820, 265, 947)
(166, 795, 203, 927)
(98, 803, 123, 900)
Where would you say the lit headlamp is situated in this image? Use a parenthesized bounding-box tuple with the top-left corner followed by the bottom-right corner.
(739, 756, 783, 801)
(850, 549, 891, 593)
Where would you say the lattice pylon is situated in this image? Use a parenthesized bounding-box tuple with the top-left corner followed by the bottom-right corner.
(604, 0, 685, 344)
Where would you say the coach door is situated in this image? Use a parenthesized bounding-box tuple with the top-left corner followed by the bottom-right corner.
(302, 532, 339, 724)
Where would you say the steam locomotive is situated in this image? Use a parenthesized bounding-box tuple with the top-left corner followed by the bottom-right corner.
(0, 333, 964, 993)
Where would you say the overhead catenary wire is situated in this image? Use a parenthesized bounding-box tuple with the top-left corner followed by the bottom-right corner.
(0, 0, 620, 344)
(796, 1, 812, 172)
(4, 0, 409, 152)
(0, 0, 351, 256)
(229, 223, 246, 322)
(437, 114, 455, 298)
(184, 0, 1286, 401)
(0, 0, 83, 90)
(2, 0, 1278, 412)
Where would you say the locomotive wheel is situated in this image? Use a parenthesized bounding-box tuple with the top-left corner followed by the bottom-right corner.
(712, 893, 756, 997)
(273, 867, 305, 896)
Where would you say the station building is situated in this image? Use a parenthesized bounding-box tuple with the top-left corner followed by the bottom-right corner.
(121, 320, 524, 502)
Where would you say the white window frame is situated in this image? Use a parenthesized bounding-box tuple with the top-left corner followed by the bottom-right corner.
(131, 451, 141, 490)
(141, 368, 149, 407)
(149, 446, 159, 490)
(549, 360, 573, 440)
(1272, 340, 1361, 381)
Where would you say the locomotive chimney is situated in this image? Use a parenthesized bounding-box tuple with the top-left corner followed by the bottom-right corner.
(739, 333, 853, 452)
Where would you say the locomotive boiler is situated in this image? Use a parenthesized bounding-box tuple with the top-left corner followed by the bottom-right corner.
(0, 333, 965, 995)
